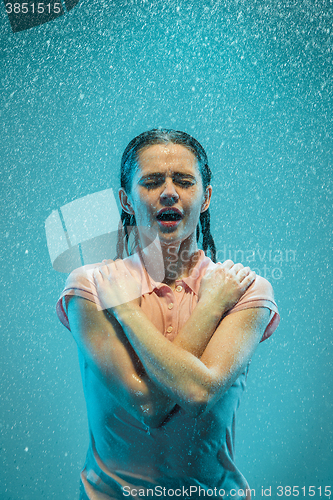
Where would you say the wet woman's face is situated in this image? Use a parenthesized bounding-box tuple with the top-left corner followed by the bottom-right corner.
(119, 143, 212, 248)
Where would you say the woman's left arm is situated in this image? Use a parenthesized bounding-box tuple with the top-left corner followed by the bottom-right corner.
(112, 303, 270, 417)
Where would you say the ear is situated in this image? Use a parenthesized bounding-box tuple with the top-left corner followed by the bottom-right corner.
(118, 188, 135, 215)
(201, 185, 212, 213)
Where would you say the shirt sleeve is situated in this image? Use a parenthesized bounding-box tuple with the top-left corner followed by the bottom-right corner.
(56, 264, 103, 331)
(224, 275, 280, 342)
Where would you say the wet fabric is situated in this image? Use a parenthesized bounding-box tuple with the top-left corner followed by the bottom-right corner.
(56, 250, 280, 499)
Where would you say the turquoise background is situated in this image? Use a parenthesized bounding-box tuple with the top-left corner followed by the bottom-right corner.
(1, 1, 332, 498)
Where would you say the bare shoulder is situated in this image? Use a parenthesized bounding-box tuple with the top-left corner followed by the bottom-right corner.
(67, 295, 108, 342)
(218, 307, 271, 336)
(222, 305, 271, 329)
(66, 294, 135, 372)
(67, 294, 98, 320)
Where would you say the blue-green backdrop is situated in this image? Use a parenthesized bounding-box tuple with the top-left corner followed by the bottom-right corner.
(1, 0, 332, 498)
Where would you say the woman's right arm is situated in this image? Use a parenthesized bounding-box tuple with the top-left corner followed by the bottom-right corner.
(67, 295, 176, 428)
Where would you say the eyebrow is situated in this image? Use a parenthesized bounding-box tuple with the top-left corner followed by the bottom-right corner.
(139, 172, 197, 182)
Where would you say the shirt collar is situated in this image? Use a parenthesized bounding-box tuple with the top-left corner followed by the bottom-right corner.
(124, 249, 214, 296)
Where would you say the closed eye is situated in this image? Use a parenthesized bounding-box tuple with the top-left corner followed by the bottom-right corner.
(141, 175, 196, 189)
(144, 181, 194, 189)
(177, 181, 194, 187)
(142, 181, 163, 189)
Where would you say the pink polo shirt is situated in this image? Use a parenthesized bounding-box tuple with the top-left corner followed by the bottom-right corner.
(56, 250, 280, 500)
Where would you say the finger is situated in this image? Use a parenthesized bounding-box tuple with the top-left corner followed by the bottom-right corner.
(93, 267, 103, 282)
(113, 259, 123, 271)
(101, 259, 116, 275)
(232, 263, 244, 273)
(220, 259, 234, 270)
(100, 262, 116, 279)
(98, 265, 109, 277)
(240, 271, 256, 288)
(237, 266, 251, 279)
(101, 258, 113, 266)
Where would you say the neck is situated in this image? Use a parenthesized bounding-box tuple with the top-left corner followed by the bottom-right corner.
(139, 233, 200, 285)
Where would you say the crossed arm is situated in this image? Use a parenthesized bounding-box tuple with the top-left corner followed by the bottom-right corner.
(67, 264, 270, 428)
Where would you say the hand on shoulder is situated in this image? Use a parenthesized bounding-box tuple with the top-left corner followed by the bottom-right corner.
(198, 260, 256, 315)
(92, 259, 142, 312)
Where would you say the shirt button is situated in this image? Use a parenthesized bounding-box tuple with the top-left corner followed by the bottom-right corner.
(166, 326, 173, 333)
(168, 303, 174, 310)
(175, 285, 183, 292)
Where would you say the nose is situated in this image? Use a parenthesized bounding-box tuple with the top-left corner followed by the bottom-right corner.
(160, 179, 179, 205)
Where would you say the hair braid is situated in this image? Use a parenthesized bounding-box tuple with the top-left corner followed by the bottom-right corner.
(116, 211, 137, 259)
(199, 210, 216, 263)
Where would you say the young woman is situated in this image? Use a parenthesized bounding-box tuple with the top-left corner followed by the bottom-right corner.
(56, 129, 280, 500)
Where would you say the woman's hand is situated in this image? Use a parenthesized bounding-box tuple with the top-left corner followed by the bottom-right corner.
(93, 259, 142, 313)
(198, 260, 256, 315)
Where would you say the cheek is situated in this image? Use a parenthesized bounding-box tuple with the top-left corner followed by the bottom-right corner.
(185, 188, 204, 210)
(132, 198, 155, 223)
(135, 187, 156, 204)
(131, 190, 150, 211)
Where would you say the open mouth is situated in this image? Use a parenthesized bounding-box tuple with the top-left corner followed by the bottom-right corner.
(156, 211, 183, 222)
(156, 208, 183, 227)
